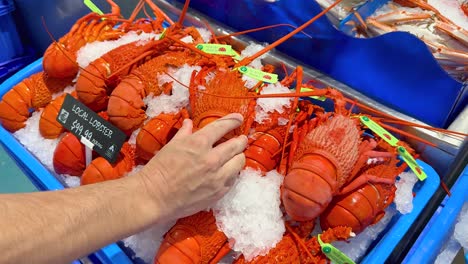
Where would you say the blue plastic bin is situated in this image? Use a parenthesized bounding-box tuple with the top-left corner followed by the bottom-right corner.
(0, 55, 443, 263)
(0, 0, 24, 62)
(0, 58, 132, 264)
(403, 165, 468, 264)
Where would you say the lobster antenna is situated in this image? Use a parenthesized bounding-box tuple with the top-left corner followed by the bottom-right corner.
(380, 119, 468, 137)
(203, 20, 220, 44)
(216, 24, 314, 40)
(144, 0, 174, 25)
(236, 0, 344, 67)
(178, 0, 191, 25)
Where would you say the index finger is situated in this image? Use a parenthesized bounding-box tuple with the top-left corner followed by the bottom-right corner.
(194, 113, 244, 146)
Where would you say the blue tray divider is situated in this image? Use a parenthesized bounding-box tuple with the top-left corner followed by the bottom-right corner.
(403, 165, 468, 264)
(0, 58, 133, 264)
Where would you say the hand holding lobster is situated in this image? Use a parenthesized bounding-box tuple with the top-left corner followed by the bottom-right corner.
(137, 113, 248, 222)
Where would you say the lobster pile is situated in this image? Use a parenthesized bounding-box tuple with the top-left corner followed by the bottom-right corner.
(0, 0, 466, 263)
(353, 0, 468, 81)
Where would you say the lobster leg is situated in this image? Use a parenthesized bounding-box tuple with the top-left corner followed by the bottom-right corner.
(208, 242, 231, 264)
(337, 174, 396, 196)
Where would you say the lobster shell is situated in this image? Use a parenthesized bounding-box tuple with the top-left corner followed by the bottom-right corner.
(320, 156, 403, 234)
(282, 115, 360, 221)
(81, 142, 135, 185)
(154, 211, 229, 264)
(76, 38, 172, 111)
(0, 72, 71, 132)
(53, 132, 86, 176)
(107, 51, 201, 135)
(136, 112, 185, 161)
(39, 92, 77, 139)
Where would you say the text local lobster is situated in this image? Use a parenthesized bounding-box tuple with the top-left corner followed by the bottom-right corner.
(71, 105, 113, 138)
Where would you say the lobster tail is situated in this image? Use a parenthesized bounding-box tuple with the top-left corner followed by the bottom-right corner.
(244, 127, 286, 173)
(0, 72, 71, 132)
(40, 92, 77, 139)
(136, 113, 184, 161)
(155, 211, 229, 264)
(108, 74, 147, 134)
(53, 132, 86, 176)
(81, 143, 135, 185)
(320, 156, 403, 234)
(282, 115, 360, 221)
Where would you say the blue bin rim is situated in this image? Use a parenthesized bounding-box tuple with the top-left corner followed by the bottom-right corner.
(0, 0, 14, 17)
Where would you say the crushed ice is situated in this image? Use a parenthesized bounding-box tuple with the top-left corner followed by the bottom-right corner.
(145, 64, 201, 118)
(76, 31, 161, 69)
(13, 111, 60, 172)
(255, 83, 293, 124)
(213, 168, 285, 261)
(122, 221, 176, 264)
(394, 172, 418, 214)
(196, 27, 212, 43)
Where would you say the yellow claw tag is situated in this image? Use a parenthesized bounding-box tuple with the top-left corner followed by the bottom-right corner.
(397, 146, 427, 181)
(159, 28, 167, 40)
(238, 66, 278, 83)
(196, 44, 234, 55)
(300, 87, 327, 101)
(359, 116, 399, 147)
(84, 0, 104, 15)
(318, 235, 355, 264)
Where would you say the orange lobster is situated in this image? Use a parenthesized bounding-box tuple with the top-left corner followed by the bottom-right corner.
(318, 139, 402, 233)
(189, 68, 257, 139)
(135, 110, 188, 161)
(53, 132, 86, 176)
(42, 0, 125, 79)
(154, 210, 230, 264)
(80, 142, 135, 185)
(281, 114, 361, 221)
(0, 72, 72, 132)
(52, 111, 109, 176)
(39, 91, 77, 139)
(107, 50, 204, 135)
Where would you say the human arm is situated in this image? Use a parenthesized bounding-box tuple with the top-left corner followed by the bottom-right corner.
(0, 113, 247, 264)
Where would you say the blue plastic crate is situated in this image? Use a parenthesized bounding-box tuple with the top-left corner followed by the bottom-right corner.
(0, 58, 132, 264)
(404, 165, 468, 263)
(0, 55, 443, 263)
(0, 0, 24, 62)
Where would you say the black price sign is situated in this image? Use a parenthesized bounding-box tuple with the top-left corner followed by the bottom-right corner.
(56, 94, 126, 164)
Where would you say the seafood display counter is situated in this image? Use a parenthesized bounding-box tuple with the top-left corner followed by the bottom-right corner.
(0, 1, 466, 264)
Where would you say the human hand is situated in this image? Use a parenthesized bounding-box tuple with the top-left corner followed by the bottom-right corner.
(138, 113, 247, 222)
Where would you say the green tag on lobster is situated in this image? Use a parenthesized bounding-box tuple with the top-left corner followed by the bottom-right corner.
(397, 146, 427, 181)
(196, 44, 234, 56)
(238, 66, 278, 83)
(318, 235, 355, 264)
(84, 0, 104, 15)
(359, 116, 399, 147)
(300, 87, 327, 101)
(159, 28, 167, 40)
